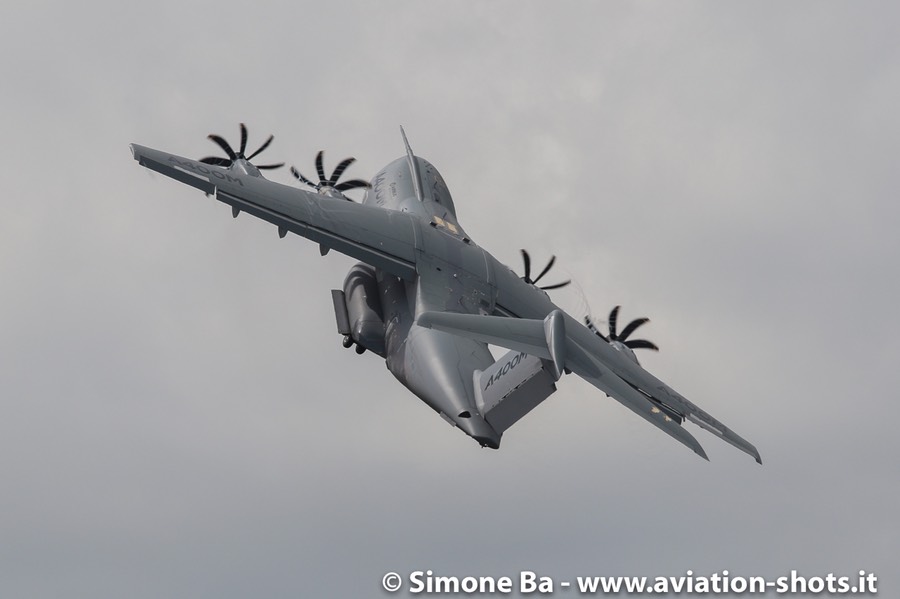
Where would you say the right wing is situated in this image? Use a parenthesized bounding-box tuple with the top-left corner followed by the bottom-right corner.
(130, 144, 419, 281)
(418, 310, 762, 463)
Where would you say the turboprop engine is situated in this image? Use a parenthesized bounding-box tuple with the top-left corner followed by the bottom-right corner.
(585, 305, 659, 366)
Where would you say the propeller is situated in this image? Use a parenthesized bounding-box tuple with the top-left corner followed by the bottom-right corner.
(519, 249, 570, 290)
(291, 151, 371, 198)
(586, 305, 659, 351)
(199, 123, 284, 170)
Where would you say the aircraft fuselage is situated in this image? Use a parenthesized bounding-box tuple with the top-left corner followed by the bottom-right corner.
(359, 155, 558, 448)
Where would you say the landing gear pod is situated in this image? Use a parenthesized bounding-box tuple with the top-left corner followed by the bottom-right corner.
(334, 263, 386, 357)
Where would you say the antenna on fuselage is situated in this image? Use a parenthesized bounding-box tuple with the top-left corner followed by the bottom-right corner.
(400, 126, 424, 202)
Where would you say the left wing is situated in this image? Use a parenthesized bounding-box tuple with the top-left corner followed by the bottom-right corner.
(417, 310, 762, 463)
(130, 144, 419, 281)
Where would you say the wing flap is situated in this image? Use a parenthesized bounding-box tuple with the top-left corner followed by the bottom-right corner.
(563, 312, 762, 464)
(214, 189, 417, 280)
(590, 342, 763, 465)
(686, 413, 762, 464)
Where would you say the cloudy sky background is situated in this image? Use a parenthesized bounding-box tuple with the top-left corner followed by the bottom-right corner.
(2, 2, 898, 597)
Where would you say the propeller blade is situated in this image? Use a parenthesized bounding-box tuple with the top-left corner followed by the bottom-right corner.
(239, 123, 248, 156)
(334, 179, 370, 192)
(199, 156, 233, 167)
(585, 316, 608, 341)
(329, 157, 357, 185)
(609, 305, 621, 340)
(208, 134, 237, 160)
(256, 162, 285, 170)
(533, 255, 557, 285)
(624, 339, 659, 351)
(246, 134, 274, 160)
(315, 150, 326, 184)
(520, 249, 532, 282)
(540, 280, 571, 291)
(291, 166, 317, 187)
(619, 317, 650, 342)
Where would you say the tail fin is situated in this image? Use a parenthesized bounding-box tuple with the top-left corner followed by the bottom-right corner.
(399, 126, 424, 202)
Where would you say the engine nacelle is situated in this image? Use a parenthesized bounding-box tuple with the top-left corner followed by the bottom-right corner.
(335, 263, 386, 356)
(609, 340, 640, 365)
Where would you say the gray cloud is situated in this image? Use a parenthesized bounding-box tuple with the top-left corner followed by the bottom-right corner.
(1, 1, 897, 597)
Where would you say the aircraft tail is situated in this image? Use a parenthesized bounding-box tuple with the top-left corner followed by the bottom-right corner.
(417, 309, 761, 464)
(473, 350, 558, 434)
(399, 126, 424, 202)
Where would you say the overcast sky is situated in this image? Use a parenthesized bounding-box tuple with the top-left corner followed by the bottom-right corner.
(2, 2, 898, 597)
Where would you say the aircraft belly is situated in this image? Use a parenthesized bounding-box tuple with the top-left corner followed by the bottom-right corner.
(400, 324, 500, 447)
(378, 269, 500, 447)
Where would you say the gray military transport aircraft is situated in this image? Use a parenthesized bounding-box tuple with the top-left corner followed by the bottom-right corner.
(130, 124, 761, 464)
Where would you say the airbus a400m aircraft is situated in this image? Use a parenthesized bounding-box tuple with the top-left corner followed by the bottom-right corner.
(130, 124, 761, 463)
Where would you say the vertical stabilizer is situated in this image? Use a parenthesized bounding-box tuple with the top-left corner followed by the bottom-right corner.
(399, 126, 424, 202)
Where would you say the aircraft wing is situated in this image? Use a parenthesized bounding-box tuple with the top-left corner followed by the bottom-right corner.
(130, 144, 419, 281)
(417, 310, 761, 463)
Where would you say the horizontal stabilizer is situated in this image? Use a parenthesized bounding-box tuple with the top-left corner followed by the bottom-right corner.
(418, 311, 552, 360)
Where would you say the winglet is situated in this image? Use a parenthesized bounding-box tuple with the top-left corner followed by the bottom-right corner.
(399, 126, 424, 202)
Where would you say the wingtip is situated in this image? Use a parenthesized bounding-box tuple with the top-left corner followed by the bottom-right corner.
(696, 444, 710, 462)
